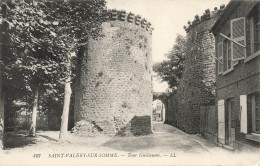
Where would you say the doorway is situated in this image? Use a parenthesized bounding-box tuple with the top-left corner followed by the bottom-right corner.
(225, 98, 235, 146)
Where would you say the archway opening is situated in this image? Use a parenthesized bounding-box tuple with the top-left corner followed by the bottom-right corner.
(152, 99, 165, 123)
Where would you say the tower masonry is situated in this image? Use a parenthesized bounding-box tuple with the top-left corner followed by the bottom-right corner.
(170, 5, 225, 133)
(73, 9, 153, 137)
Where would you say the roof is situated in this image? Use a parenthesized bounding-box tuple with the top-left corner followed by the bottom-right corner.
(210, 0, 240, 35)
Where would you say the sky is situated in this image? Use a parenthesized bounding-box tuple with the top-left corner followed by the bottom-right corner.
(106, 0, 230, 92)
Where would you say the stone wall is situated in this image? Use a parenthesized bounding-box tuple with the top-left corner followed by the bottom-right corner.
(165, 93, 177, 126)
(167, 6, 225, 134)
(74, 10, 153, 137)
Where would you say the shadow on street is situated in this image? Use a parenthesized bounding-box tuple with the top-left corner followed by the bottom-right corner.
(4, 131, 37, 149)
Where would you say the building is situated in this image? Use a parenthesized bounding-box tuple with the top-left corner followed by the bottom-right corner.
(211, 1, 260, 150)
(152, 100, 165, 122)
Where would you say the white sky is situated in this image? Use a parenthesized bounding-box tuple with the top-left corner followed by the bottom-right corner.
(106, 0, 230, 92)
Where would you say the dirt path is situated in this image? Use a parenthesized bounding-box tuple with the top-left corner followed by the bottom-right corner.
(3, 122, 223, 153)
(102, 122, 223, 153)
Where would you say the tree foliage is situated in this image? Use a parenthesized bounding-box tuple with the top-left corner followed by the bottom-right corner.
(0, 0, 106, 88)
(0, 0, 107, 132)
(153, 34, 186, 89)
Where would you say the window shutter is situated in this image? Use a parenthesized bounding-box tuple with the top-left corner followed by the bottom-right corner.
(231, 17, 246, 61)
(232, 60, 239, 66)
(218, 100, 225, 144)
(218, 42, 223, 74)
(240, 95, 247, 133)
(249, 17, 254, 54)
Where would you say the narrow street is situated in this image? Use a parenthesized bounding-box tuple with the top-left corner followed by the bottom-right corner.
(3, 122, 226, 153)
(102, 122, 226, 153)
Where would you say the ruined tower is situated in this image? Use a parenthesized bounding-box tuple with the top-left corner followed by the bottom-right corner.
(73, 9, 153, 137)
(171, 5, 225, 133)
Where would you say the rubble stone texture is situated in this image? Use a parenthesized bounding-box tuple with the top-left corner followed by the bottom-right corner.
(74, 11, 153, 137)
(169, 8, 225, 134)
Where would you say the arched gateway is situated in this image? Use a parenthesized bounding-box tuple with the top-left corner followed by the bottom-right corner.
(153, 92, 170, 123)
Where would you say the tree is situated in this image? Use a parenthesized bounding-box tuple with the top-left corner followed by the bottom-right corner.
(39, 0, 106, 141)
(153, 34, 186, 89)
(0, 0, 62, 136)
(0, 0, 106, 141)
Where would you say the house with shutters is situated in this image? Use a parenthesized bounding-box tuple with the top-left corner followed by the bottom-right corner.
(211, 0, 260, 151)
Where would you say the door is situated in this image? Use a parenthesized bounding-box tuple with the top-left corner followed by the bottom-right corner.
(225, 99, 232, 145)
(226, 98, 235, 146)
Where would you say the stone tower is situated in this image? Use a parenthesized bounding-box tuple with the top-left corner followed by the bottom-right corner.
(173, 5, 225, 133)
(73, 9, 153, 137)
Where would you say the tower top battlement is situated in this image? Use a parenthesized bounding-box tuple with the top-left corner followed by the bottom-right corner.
(184, 4, 225, 33)
(102, 9, 153, 34)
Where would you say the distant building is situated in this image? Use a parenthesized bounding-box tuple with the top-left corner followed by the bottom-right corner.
(152, 100, 165, 122)
(211, 1, 260, 150)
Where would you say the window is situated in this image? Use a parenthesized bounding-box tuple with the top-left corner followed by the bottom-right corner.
(218, 42, 223, 74)
(222, 36, 239, 73)
(226, 40, 232, 70)
(248, 3, 260, 55)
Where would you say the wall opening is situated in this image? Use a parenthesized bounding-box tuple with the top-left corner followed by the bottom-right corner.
(152, 99, 165, 123)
